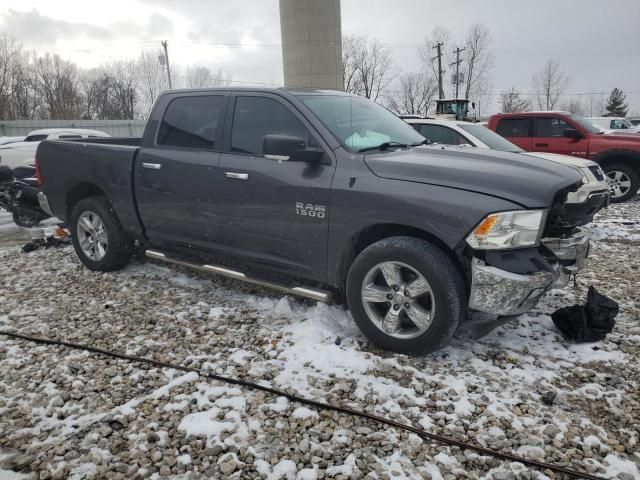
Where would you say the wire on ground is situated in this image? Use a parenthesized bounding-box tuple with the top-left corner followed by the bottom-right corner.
(0, 329, 605, 480)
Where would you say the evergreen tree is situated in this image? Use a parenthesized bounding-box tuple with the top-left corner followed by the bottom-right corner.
(605, 88, 628, 117)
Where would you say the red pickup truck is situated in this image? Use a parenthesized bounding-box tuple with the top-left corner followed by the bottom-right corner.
(487, 111, 640, 202)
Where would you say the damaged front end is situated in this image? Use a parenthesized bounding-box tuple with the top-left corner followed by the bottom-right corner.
(464, 183, 594, 334)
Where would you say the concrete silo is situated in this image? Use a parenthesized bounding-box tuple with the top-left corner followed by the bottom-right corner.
(279, 0, 344, 90)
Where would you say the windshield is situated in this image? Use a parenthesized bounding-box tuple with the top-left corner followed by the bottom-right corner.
(458, 124, 523, 153)
(300, 95, 425, 152)
(570, 115, 604, 134)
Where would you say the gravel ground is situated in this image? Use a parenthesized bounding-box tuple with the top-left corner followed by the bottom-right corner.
(0, 198, 639, 480)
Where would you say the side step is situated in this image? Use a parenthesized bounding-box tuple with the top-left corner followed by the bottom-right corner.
(145, 250, 332, 303)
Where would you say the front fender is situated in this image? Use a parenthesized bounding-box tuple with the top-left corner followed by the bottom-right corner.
(325, 167, 523, 287)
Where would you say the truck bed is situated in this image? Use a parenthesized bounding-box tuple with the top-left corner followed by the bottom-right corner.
(37, 138, 144, 236)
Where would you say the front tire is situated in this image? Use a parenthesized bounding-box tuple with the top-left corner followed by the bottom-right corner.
(70, 196, 133, 271)
(603, 163, 639, 203)
(346, 236, 466, 355)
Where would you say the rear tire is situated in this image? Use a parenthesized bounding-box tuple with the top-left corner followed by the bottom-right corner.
(603, 163, 639, 203)
(346, 236, 466, 355)
(70, 196, 133, 271)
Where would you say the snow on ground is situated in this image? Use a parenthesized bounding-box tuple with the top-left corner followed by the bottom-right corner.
(0, 198, 639, 479)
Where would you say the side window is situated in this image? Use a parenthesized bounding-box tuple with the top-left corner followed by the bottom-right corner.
(534, 117, 569, 137)
(496, 118, 530, 137)
(157, 95, 225, 149)
(59, 135, 82, 139)
(610, 119, 627, 129)
(418, 125, 467, 145)
(231, 96, 311, 156)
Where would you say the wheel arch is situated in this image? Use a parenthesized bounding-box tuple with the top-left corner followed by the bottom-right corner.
(65, 182, 108, 220)
(333, 223, 466, 289)
(593, 149, 640, 174)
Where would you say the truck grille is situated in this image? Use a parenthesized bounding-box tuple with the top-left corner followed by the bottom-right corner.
(588, 165, 605, 181)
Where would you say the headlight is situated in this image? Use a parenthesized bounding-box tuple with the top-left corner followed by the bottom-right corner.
(466, 210, 546, 250)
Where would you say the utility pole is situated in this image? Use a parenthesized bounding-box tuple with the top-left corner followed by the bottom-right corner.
(451, 46, 465, 99)
(432, 42, 444, 99)
(161, 40, 172, 89)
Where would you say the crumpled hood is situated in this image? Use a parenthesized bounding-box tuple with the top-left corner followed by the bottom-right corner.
(364, 145, 582, 208)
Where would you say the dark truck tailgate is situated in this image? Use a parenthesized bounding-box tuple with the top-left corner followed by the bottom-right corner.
(37, 138, 144, 236)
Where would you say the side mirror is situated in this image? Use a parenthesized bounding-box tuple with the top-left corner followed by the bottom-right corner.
(471, 102, 476, 109)
(262, 134, 324, 163)
(564, 128, 583, 139)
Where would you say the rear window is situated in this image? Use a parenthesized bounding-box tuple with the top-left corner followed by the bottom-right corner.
(415, 124, 466, 145)
(157, 95, 226, 149)
(496, 118, 530, 137)
(24, 134, 47, 142)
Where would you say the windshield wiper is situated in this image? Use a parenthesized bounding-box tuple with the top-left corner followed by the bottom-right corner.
(409, 139, 431, 147)
(358, 141, 409, 153)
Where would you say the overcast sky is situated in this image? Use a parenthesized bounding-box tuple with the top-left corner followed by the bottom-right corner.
(1, 0, 639, 114)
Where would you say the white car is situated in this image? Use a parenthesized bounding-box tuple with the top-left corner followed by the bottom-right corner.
(0, 136, 26, 145)
(586, 117, 640, 134)
(404, 118, 610, 205)
(0, 129, 110, 169)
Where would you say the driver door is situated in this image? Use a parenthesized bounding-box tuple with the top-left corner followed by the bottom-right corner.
(217, 94, 335, 280)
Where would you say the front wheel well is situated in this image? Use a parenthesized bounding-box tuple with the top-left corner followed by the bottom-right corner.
(336, 223, 465, 287)
(597, 153, 640, 175)
(65, 183, 107, 219)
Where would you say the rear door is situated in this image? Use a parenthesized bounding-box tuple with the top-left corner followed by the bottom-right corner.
(217, 93, 335, 280)
(135, 93, 228, 248)
(532, 116, 589, 157)
(495, 117, 532, 150)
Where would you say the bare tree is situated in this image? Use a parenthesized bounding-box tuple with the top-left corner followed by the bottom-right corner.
(559, 98, 586, 116)
(185, 66, 214, 88)
(34, 53, 83, 119)
(500, 87, 531, 113)
(385, 72, 438, 117)
(184, 66, 230, 88)
(80, 60, 136, 120)
(0, 36, 40, 120)
(463, 23, 493, 100)
(418, 26, 453, 98)
(342, 35, 364, 95)
(532, 59, 568, 110)
(136, 50, 169, 118)
(470, 78, 493, 119)
(342, 35, 395, 101)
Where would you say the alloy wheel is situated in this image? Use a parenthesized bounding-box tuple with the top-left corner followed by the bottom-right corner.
(77, 210, 108, 261)
(361, 261, 435, 339)
(606, 170, 632, 199)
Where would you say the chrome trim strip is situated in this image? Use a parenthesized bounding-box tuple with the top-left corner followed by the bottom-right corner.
(142, 162, 162, 170)
(225, 172, 249, 180)
(145, 249, 331, 302)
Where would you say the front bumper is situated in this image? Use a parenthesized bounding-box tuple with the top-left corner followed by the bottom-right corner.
(468, 228, 590, 316)
(556, 191, 609, 227)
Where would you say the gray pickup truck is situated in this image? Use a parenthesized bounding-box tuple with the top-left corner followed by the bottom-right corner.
(37, 88, 591, 354)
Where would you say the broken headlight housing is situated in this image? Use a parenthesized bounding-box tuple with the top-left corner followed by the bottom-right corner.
(466, 209, 546, 250)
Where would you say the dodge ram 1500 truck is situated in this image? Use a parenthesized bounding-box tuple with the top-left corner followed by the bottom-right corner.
(37, 88, 591, 355)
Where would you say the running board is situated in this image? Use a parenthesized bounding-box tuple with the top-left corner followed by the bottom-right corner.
(144, 250, 331, 303)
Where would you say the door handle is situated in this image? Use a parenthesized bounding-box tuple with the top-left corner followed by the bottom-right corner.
(535, 143, 549, 147)
(225, 172, 249, 180)
(142, 162, 162, 170)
